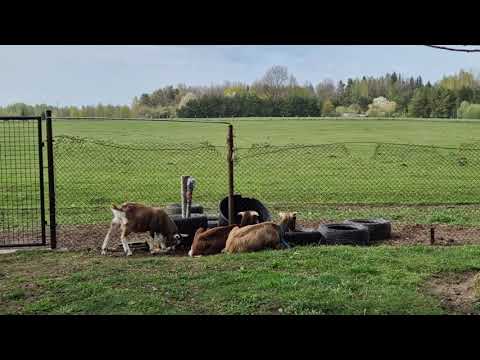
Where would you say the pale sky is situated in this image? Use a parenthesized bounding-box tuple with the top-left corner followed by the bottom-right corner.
(1, 45, 479, 107)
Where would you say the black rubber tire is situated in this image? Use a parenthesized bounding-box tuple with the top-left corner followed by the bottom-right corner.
(165, 203, 204, 215)
(169, 214, 208, 247)
(284, 231, 324, 246)
(343, 219, 391, 241)
(318, 223, 369, 246)
(207, 220, 219, 229)
(207, 214, 219, 221)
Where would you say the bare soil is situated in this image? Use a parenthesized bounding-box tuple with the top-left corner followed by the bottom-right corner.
(302, 220, 480, 246)
(424, 272, 480, 314)
(3, 221, 480, 255)
(56, 223, 190, 256)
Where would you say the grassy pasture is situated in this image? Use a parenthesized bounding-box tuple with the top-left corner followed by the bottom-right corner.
(2, 117, 480, 315)
(1, 245, 480, 315)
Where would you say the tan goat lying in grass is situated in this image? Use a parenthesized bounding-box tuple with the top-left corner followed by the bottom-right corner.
(188, 210, 260, 257)
(224, 212, 296, 254)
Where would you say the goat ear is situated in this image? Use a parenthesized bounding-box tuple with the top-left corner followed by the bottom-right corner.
(292, 212, 297, 216)
(238, 211, 245, 216)
(251, 211, 259, 217)
(278, 212, 286, 218)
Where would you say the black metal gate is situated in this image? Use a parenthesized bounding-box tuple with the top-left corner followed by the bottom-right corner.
(0, 113, 55, 248)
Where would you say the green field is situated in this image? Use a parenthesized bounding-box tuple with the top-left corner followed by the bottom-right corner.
(1, 245, 479, 314)
(53, 117, 480, 147)
(3, 117, 480, 229)
(3, 117, 480, 315)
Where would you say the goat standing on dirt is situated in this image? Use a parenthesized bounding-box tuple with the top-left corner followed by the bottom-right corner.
(224, 212, 296, 254)
(102, 202, 183, 256)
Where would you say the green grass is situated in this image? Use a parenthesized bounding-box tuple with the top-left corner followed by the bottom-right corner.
(3, 117, 480, 227)
(53, 117, 480, 147)
(1, 245, 480, 314)
(3, 117, 480, 315)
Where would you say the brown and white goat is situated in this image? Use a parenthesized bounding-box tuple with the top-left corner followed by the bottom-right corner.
(188, 210, 260, 257)
(224, 212, 296, 254)
(101, 202, 183, 256)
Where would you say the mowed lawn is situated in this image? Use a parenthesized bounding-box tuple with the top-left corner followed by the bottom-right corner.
(53, 117, 480, 147)
(1, 245, 480, 315)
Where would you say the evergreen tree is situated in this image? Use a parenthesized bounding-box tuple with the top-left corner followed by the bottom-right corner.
(409, 87, 432, 118)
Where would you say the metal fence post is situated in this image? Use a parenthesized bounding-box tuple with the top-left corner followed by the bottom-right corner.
(38, 114, 47, 245)
(227, 124, 235, 225)
(45, 110, 57, 249)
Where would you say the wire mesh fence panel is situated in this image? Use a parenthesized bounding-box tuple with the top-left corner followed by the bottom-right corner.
(49, 117, 233, 251)
(0, 118, 46, 247)
(234, 142, 480, 244)
(53, 135, 228, 230)
(5, 113, 478, 250)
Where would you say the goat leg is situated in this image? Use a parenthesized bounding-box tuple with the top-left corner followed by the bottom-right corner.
(120, 227, 133, 256)
(101, 222, 116, 255)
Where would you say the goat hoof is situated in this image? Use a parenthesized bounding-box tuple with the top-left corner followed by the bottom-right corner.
(101, 250, 107, 255)
(126, 251, 133, 256)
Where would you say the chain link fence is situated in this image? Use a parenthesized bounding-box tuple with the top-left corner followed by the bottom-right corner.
(235, 142, 480, 245)
(45, 118, 480, 250)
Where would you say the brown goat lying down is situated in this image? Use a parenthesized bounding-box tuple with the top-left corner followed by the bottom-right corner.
(188, 211, 259, 257)
(102, 202, 183, 256)
(224, 212, 296, 254)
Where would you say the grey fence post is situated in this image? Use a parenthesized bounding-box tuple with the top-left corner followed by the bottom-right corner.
(45, 110, 57, 249)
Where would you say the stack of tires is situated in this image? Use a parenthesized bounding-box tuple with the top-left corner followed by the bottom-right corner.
(318, 219, 392, 246)
(285, 218, 392, 247)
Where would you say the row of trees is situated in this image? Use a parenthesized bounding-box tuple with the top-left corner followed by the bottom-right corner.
(0, 103, 132, 118)
(3, 67, 480, 119)
(177, 94, 321, 118)
(139, 67, 480, 119)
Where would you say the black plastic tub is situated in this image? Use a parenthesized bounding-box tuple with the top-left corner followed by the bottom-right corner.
(218, 194, 271, 226)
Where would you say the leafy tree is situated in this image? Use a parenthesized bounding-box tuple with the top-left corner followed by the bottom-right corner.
(431, 87, 456, 118)
(347, 103, 361, 114)
(366, 97, 397, 117)
(322, 99, 335, 116)
(178, 92, 197, 109)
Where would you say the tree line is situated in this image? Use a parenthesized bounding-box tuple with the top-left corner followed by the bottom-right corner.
(2, 66, 480, 119)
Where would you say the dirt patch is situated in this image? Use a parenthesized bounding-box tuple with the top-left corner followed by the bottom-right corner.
(3, 220, 480, 256)
(302, 221, 480, 246)
(424, 272, 480, 314)
(56, 223, 190, 256)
